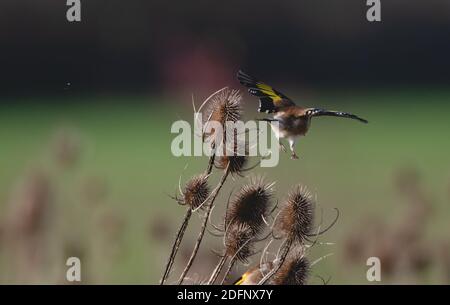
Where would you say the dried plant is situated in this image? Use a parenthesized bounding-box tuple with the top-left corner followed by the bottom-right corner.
(205, 179, 274, 284)
(160, 174, 210, 284)
(160, 87, 337, 286)
(207, 223, 255, 284)
(226, 179, 274, 235)
(275, 186, 314, 243)
(203, 89, 242, 127)
(271, 251, 309, 285)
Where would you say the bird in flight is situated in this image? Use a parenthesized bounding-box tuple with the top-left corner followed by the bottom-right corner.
(237, 70, 368, 159)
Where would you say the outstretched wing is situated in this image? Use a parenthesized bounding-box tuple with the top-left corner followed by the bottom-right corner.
(309, 108, 368, 124)
(237, 70, 295, 113)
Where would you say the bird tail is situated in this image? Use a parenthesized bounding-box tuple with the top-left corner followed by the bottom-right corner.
(310, 108, 368, 123)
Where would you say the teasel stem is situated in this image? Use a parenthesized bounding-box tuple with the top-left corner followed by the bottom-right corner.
(258, 237, 293, 285)
(205, 145, 216, 175)
(160, 149, 216, 285)
(207, 255, 228, 285)
(220, 258, 236, 285)
(177, 165, 231, 284)
(160, 208, 192, 285)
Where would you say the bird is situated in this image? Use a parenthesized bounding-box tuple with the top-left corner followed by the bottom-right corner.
(237, 70, 368, 159)
(232, 262, 273, 285)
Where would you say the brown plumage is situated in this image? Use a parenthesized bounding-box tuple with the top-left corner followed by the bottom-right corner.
(237, 70, 368, 159)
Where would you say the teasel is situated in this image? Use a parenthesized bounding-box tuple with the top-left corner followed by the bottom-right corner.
(275, 185, 315, 243)
(177, 90, 243, 284)
(160, 174, 210, 285)
(162, 88, 243, 284)
(207, 223, 255, 284)
(258, 185, 314, 284)
(271, 250, 310, 285)
(202, 88, 252, 176)
(215, 153, 248, 176)
(208, 179, 274, 284)
(201, 89, 242, 159)
(226, 179, 275, 234)
(203, 89, 242, 138)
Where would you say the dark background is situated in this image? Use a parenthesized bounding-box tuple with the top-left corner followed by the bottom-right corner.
(1, 0, 450, 97)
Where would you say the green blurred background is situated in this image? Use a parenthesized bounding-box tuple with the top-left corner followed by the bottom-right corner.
(1, 0, 449, 284)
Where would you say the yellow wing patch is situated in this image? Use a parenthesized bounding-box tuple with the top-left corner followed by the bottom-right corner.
(255, 83, 283, 103)
(233, 273, 248, 285)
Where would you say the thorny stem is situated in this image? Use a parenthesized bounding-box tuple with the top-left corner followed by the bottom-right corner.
(160, 208, 192, 284)
(220, 258, 236, 285)
(258, 238, 293, 285)
(177, 165, 230, 284)
(205, 152, 216, 176)
(160, 151, 216, 285)
(207, 255, 228, 285)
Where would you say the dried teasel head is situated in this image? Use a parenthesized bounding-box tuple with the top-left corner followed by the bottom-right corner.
(271, 252, 309, 285)
(215, 137, 249, 174)
(275, 185, 314, 242)
(203, 89, 243, 153)
(177, 174, 210, 210)
(204, 89, 242, 127)
(225, 223, 255, 263)
(215, 155, 248, 175)
(201, 89, 248, 174)
(226, 179, 274, 234)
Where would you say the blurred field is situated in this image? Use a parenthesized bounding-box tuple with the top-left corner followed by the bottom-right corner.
(1, 88, 450, 284)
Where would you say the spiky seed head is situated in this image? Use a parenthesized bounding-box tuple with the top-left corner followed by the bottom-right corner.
(202, 89, 246, 173)
(225, 223, 254, 263)
(215, 135, 249, 174)
(215, 154, 248, 174)
(203, 89, 242, 145)
(226, 179, 274, 234)
(179, 174, 210, 210)
(272, 253, 309, 285)
(204, 89, 242, 126)
(276, 185, 314, 242)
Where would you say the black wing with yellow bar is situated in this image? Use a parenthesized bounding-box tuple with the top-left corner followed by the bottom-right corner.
(237, 70, 296, 113)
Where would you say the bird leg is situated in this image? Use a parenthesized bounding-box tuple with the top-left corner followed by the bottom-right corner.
(288, 138, 299, 159)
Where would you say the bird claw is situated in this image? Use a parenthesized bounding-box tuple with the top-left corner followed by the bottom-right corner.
(290, 153, 299, 160)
